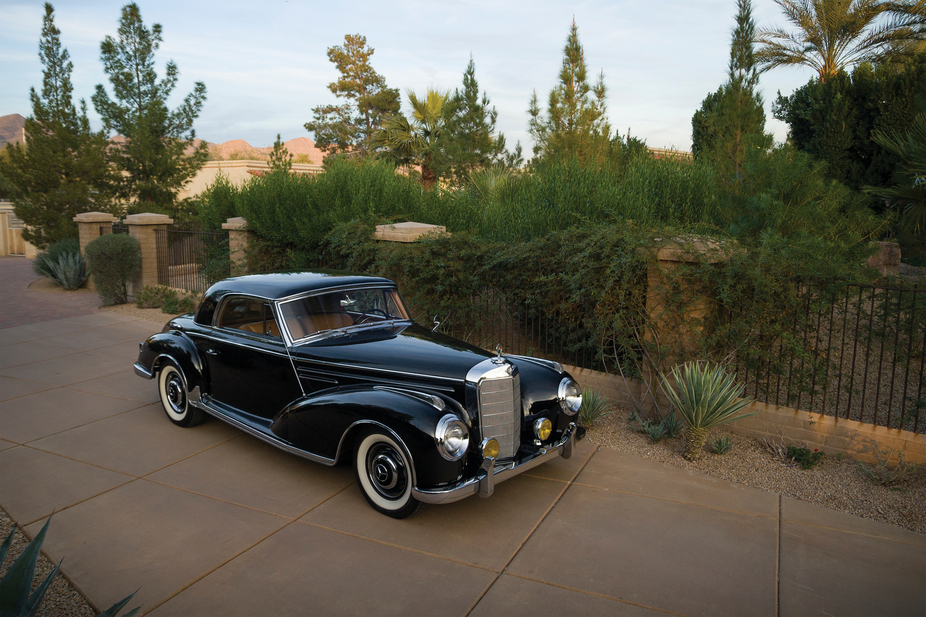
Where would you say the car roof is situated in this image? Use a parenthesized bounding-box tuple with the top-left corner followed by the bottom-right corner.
(204, 271, 397, 301)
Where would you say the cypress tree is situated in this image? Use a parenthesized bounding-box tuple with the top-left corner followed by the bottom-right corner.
(0, 3, 116, 248)
(528, 20, 611, 165)
(92, 2, 208, 215)
(691, 0, 771, 176)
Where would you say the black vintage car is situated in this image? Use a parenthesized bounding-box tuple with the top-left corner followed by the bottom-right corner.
(134, 272, 584, 518)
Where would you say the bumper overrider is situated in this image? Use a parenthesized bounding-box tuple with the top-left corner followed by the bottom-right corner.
(413, 422, 581, 505)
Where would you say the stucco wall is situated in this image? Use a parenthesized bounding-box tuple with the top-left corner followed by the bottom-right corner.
(177, 160, 323, 200)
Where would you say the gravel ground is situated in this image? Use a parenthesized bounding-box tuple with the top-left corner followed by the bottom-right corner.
(585, 407, 926, 534)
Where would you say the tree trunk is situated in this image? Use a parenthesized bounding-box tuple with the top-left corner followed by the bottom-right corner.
(683, 426, 708, 460)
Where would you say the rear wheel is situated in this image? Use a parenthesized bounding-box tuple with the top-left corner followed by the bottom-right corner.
(354, 429, 424, 519)
(158, 362, 205, 428)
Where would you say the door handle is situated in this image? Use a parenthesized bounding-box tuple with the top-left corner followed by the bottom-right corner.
(206, 349, 220, 356)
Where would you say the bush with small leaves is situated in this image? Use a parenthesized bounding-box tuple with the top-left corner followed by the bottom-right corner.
(84, 233, 141, 305)
(857, 444, 918, 486)
(136, 285, 178, 309)
(787, 445, 825, 470)
(162, 292, 198, 315)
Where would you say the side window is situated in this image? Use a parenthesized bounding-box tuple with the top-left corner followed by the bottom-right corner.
(216, 297, 281, 339)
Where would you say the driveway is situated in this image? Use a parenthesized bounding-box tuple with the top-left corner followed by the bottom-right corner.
(1, 256, 923, 616)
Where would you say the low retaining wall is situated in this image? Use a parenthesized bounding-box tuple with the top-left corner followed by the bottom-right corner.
(564, 364, 926, 471)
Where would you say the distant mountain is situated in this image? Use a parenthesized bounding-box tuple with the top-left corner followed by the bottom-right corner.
(208, 137, 324, 164)
(0, 114, 26, 149)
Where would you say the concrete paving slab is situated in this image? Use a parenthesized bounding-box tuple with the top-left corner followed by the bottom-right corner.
(0, 350, 129, 386)
(67, 369, 160, 404)
(98, 340, 148, 360)
(0, 375, 54, 401)
(507, 484, 778, 617)
(148, 521, 497, 617)
(522, 440, 596, 483)
(59, 312, 139, 326)
(0, 341, 80, 369)
(26, 479, 289, 614)
(44, 321, 160, 351)
(575, 447, 780, 518)
(781, 496, 926, 547)
(0, 387, 144, 443)
(148, 434, 356, 519)
(0, 445, 132, 525)
(0, 319, 97, 345)
(303, 473, 568, 571)
(29, 404, 239, 476)
(0, 439, 16, 451)
(779, 519, 926, 617)
(471, 574, 665, 617)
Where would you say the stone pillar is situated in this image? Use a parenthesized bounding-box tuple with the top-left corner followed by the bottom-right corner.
(73, 212, 116, 256)
(222, 217, 251, 275)
(638, 238, 730, 415)
(0, 211, 9, 257)
(374, 222, 447, 242)
(125, 212, 173, 294)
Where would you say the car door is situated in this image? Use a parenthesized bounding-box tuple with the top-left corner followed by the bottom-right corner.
(194, 295, 302, 418)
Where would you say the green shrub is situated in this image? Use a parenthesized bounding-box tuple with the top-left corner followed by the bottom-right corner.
(857, 444, 918, 486)
(162, 292, 198, 315)
(787, 445, 825, 470)
(33, 237, 80, 278)
(84, 233, 141, 305)
(136, 285, 177, 309)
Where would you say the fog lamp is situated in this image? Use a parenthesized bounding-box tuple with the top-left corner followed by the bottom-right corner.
(533, 418, 552, 441)
(481, 438, 499, 459)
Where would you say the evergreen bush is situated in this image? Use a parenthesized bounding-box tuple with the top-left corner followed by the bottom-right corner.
(84, 233, 141, 305)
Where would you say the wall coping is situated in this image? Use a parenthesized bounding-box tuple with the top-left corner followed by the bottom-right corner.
(645, 237, 731, 264)
(222, 217, 248, 231)
(124, 212, 173, 225)
(73, 212, 117, 223)
(374, 222, 447, 243)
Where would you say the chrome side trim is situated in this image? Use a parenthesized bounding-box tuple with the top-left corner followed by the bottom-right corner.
(190, 399, 336, 466)
(298, 358, 466, 384)
(133, 362, 153, 379)
(413, 423, 577, 505)
(191, 331, 291, 359)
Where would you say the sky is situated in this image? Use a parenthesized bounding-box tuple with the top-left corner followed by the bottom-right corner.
(0, 0, 821, 153)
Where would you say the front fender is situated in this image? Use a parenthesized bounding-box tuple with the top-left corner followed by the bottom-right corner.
(137, 330, 207, 393)
(272, 386, 467, 489)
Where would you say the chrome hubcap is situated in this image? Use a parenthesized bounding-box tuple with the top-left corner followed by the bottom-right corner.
(166, 375, 185, 413)
(367, 443, 406, 499)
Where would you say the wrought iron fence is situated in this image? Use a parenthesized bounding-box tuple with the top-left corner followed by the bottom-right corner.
(154, 227, 229, 294)
(735, 284, 924, 433)
(99, 223, 129, 235)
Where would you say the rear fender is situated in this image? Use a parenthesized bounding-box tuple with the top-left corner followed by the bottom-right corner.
(143, 331, 207, 393)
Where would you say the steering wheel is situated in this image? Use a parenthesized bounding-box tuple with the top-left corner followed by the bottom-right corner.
(356, 308, 389, 324)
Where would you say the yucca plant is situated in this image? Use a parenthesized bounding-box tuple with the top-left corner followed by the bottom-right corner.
(0, 515, 140, 617)
(578, 390, 614, 426)
(662, 362, 757, 460)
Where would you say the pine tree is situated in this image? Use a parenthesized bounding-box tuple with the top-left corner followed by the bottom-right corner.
(440, 57, 507, 184)
(268, 134, 293, 174)
(91, 2, 208, 214)
(528, 20, 611, 165)
(305, 34, 401, 159)
(691, 0, 771, 176)
(0, 3, 116, 248)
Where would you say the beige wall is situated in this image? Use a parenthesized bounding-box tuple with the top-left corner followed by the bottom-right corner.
(178, 160, 324, 200)
(0, 201, 37, 257)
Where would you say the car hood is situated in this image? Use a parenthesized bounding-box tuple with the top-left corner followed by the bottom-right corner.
(290, 323, 494, 382)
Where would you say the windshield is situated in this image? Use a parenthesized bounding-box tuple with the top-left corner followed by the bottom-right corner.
(278, 287, 410, 341)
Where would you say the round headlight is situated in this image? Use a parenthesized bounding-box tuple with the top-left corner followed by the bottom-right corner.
(436, 415, 469, 461)
(481, 438, 499, 459)
(533, 418, 552, 441)
(558, 378, 582, 415)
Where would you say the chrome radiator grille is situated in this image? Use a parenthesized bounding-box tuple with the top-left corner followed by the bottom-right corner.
(476, 369, 521, 460)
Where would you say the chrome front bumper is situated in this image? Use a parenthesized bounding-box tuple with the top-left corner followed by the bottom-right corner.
(413, 422, 579, 505)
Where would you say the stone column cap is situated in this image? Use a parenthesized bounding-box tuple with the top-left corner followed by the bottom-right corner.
(124, 212, 173, 225)
(73, 212, 117, 223)
(374, 221, 447, 243)
(222, 217, 249, 230)
(646, 236, 732, 264)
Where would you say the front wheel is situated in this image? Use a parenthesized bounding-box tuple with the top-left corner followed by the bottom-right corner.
(158, 362, 205, 428)
(354, 429, 424, 519)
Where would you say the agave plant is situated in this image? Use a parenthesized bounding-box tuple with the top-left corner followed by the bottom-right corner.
(0, 515, 139, 617)
(662, 362, 757, 460)
(578, 390, 614, 426)
(43, 252, 90, 290)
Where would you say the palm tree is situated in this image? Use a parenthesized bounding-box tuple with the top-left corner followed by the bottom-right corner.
(755, 0, 925, 81)
(373, 89, 450, 188)
(867, 113, 926, 234)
